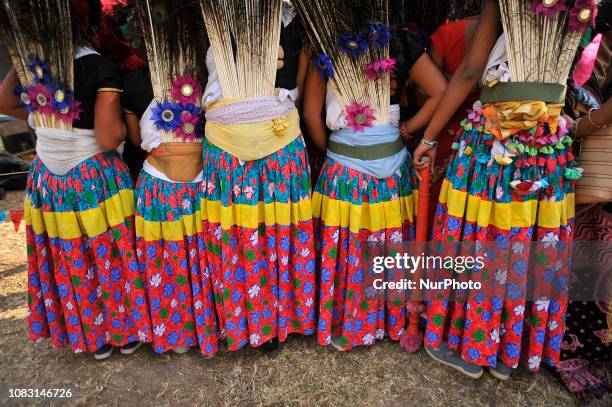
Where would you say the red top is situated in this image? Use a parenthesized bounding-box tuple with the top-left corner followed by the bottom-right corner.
(430, 19, 467, 76)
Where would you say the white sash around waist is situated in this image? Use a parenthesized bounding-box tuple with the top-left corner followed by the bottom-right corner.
(35, 127, 104, 175)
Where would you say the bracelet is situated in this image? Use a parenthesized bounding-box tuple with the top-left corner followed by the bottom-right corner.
(587, 108, 608, 129)
(420, 139, 438, 150)
(572, 116, 582, 139)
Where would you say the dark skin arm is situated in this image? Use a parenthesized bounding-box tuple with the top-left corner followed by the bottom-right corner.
(400, 53, 448, 140)
(124, 111, 142, 148)
(302, 65, 328, 152)
(0, 68, 27, 120)
(574, 98, 612, 137)
(401, 53, 447, 181)
(295, 47, 310, 110)
(413, 0, 500, 171)
(95, 91, 127, 151)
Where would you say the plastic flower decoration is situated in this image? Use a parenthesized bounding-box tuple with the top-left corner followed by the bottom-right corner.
(315, 54, 334, 79)
(27, 83, 53, 115)
(531, 0, 567, 18)
(48, 84, 74, 112)
(176, 104, 202, 141)
(338, 34, 369, 59)
(569, 0, 597, 32)
(55, 100, 82, 124)
(151, 100, 183, 132)
(171, 76, 201, 105)
(346, 103, 376, 132)
(26, 57, 52, 84)
(13, 85, 33, 113)
(362, 23, 391, 48)
(364, 58, 396, 80)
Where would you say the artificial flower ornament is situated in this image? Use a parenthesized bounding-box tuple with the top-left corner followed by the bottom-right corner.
(363, 23, 391, 48)
(346, 102, 376, 132)
(315, 54, 335, 79)
(151, 100, 182, 132)
(13, 56, 82, 126)
(338, 34, 369, 59)
(569, 0, 597, 32)
(364, 58, 396, 80)
(176, 104, 201, 141)
(28, 83, 53, 115)
(532, 0, 567, 18)
(171, 76, 201, 105)
(26, 57, 52, 84)
(13, 86, 32, 113)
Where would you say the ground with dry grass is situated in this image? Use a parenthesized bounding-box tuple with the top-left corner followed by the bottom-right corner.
(0, 190, 608, 406)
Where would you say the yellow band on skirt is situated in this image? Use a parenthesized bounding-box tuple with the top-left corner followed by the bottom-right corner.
(25, 189, 134, 240)
(200, 198, 312, 230)
(312, 191, 418, 234)
(439, 179, 575, 230)
(484, 101, 563, 141)
(205, 100, 301, 161)
(135, 211, 203, 242)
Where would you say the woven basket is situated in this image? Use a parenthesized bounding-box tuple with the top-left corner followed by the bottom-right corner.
(576, 126, 612, 205)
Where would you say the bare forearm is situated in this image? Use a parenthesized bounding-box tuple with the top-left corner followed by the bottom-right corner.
(576, 98, 612, 137)
(423, 74, 478, 141)
(403, 94, 443, 135)
(0, 69, 27, 120)
(304, 115, 327, 152)
(125, 113, 142, 148)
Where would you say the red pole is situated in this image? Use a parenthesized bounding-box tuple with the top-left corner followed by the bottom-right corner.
(400, 157, 430, 352)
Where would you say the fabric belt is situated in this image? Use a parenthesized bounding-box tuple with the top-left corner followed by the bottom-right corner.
(480, 82, 567, 104)
(147, 142, 203, 183)
(327, 138, 405, 160)
(205, 97, 300, 161)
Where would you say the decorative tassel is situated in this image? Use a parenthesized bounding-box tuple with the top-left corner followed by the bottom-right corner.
(564, 167, 584, 180)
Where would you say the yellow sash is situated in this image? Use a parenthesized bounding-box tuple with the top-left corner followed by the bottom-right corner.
(205, 99, 301, 161)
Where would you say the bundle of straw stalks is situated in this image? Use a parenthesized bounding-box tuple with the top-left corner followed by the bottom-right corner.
(292, 0, 390, 124)
(199, 0, 283, 99)
(0, 0, 74, 129)
(499, 0, 586, 85)
(137, 1, 207, 100)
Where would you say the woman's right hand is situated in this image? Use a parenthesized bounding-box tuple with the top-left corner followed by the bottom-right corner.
(412, 142, 436, 182)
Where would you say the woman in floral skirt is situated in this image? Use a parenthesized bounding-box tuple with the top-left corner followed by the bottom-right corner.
(0, 0, 151, 359)
(122, 0, 218, 356)
(414, 0, 591, 380)
(300, 0, 447, 350)
(199, 0, 315, 352)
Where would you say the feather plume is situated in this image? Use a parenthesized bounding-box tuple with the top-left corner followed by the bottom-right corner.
(136, 0, 208, 143)
(199, 0, 283, 99)
(293, 0, 390, 124)
(136, 0, 207, 100)
(499, 0, 594, 85)
(0, 0, 74, 129)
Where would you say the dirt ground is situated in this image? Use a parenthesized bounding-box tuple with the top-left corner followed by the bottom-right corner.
(0, 190, 608, 406)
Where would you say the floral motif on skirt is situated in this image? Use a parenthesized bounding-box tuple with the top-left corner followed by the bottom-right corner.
(199, 136, 316, 350)
(25, 152, 151, 352)
(313, 157, 418, 349)
(135, 171, 218, 356)
(425, 108, 575, 371)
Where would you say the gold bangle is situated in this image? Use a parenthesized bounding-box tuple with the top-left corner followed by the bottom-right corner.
(573, 117, 582, 140)
(587, 107, 608, 129)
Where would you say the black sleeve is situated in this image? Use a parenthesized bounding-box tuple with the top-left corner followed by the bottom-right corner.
(73, 54, 123, 129)
(121, 69, 154, 119)
(93, 54, 123, 91)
